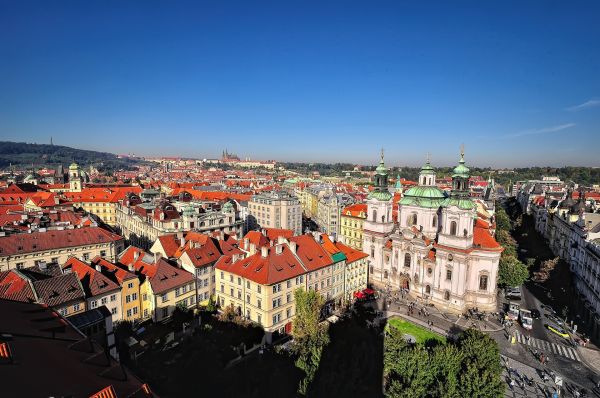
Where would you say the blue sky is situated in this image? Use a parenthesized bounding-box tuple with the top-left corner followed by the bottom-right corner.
(1, 1, 599, 167)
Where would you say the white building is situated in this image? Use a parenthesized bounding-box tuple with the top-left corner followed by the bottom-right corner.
(363, 151, 502, 313)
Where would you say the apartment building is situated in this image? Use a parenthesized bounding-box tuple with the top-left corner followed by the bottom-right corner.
(215, 233, 369, 341)
(91, 256, 143, 322)
(0, 227, 125, 272)
(248, 191, 302, 235)
(116, 194, 242, 250)
(118, 246, 196, 322)
(64, 187, 143, 226)
(61, 257, 122, 322)
(216, 242, 306, 342)
(0, 263, 87, 317)
(339, 203, 367, 250)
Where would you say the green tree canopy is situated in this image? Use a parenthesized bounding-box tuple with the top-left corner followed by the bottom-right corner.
(498, 255, 529, 287)
(494, 208, 511, 231)
(456, 329, 504, 398)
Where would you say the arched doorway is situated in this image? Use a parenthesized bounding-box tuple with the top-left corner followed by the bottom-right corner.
(399, 274, 410, 290)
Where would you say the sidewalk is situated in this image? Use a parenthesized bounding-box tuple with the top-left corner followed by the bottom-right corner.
(379, 296, 505, 334)
(577, 345, 600, 375)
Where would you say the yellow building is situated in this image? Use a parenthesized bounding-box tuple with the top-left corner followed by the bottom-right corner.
(118, 247, 196, 322)
(91, 256, 144, 322)
(340, 203, 367, 250)
(216, 243, 306, 342)
(64, 186, 142, 226)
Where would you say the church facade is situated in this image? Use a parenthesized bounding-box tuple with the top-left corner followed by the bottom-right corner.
(363, 151, 502, 313)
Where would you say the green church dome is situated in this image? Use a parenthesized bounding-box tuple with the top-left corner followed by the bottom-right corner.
(400, 186, 446, 208)
(452, 153, 470, 178)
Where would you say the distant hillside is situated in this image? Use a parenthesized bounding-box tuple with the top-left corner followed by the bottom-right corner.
(0, 141, 148, 171)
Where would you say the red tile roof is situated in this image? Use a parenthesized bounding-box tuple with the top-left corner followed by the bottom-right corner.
(149, 258, 195, 294)
(473, 226, 502, 251)
(216, 244, 306, 285)
(0, 270, 36, 302)
(333, 241, 368, 264)
(341, 203, 367, 218)
(90, 256, 137, 285)
(242, 230, 271, 249)
(289, 235, 332, 271)
(0, 227, 123, 256)
(263, 228, 294, 241)
(62, 257, 120, 297)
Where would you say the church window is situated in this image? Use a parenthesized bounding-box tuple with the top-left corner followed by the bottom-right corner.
(463, 229, 468, 237)
(413, 273, 419, 284)
(370, 247, 375, 258)
(432, 215, 437, 227)
(479, 275, 488, 291)
(425, 285, 431, 295)
(446, 269, 452, 281)
(444, 291, 450, 301)
(384, 271, 388, 279)
(448, 254, 453, 261)
(450, 221, 457, 236)
(427, 267, 432, 275)
(404, 253, 411, 268)
(372, 210, 377, 222)
(381, 215, 385, 223)
(370, 266, 374, 274)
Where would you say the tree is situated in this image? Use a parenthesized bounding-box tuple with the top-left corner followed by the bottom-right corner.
(172, 302, 193, 331)
(495, 230, 516, 257)
(498, 255, 529, 287)
(456, 329, 504, 398)
(495, 208, 511, 231)
(429, 344, 462, 398)
(292, 289, 330, 395)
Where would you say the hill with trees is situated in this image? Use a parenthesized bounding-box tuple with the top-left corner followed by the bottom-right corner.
(0, 141, 150, 172)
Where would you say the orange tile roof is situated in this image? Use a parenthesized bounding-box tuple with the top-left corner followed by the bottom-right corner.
(216, 244, 306, 285)
(289, 235, 332, 271)
(62, 257, 120, 297)
(473, 226, 502, 251)
(341, 203, 367, 218)
(263, 227, 294, 241)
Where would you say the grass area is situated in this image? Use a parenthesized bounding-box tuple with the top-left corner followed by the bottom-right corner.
(387, 317, 446, 344)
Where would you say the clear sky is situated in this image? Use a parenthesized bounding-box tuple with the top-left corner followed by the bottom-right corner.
(1, 1, 599, 167)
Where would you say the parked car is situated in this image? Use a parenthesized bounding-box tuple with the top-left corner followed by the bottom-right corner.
(546, 324, 569, 338)
(530, 309, 541, 319)
(505, 287, 522, 300)
(519, 309, 533, 330)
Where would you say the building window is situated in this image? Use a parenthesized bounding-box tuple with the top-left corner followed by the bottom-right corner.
(444, 290, 450, 301)
(272, 313, 281, 325)
(372, 210, 377, 222)
(384, 270, 388, 279)
(287, 293, 291, 303)
(257, 285, 261, 293)
(127, 282, 134, 289)
(446, 269, 452, 281)
(257, 299, 262, 309)
(91, 300, 98, 309)
(479, 275, 488, 291)
(257, 314, 262, 325)
(273, 283, 281, 293)
(74, 303, 80, 311)
(83, 253, 90, 261)
(162, 308, 169, 318)
(101, 297, 108, 305)
(110, 294, 116, 302)
(450, 221, 457, 236)
(127, 309, 132, 317)
(111, 307, 117, 315)
(286, 308, 292, 318)
(404, 253, 411, 268)
(427, 267, 432, 275)
(425, 285, 431, 295)
(161, 293, 168, 303)
(432, 215, 437, 228)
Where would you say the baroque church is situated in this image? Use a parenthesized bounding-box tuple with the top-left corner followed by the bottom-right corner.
(362, 151, 502, 313)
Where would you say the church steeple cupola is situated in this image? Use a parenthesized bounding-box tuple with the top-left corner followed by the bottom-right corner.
(419, 154, 436, 187)
(368, 149, 393, 201)
(451, 147, 470, 196)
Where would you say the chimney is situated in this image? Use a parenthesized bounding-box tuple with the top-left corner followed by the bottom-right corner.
(128, 264, 134, 272)
(261, 246, 268, 258)
(261, 228, 267, 236)
(289, 241, 297, 254)
(249, 243, 257, 255)
(95, 264, 102, 272)
(220, 231, 225, 241)
(243, 238, 249, 250)
(232, 253, 239, 263)
(313, 232, 320, 242)
(275, 244, 283, 255)
(180, 235, 186, 248)
(277, 236, 286, 245)
(154, 252, 161, 264)
(133, 251, 139, 261)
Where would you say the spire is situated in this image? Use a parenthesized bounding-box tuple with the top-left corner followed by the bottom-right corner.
(368, 151, 392, 201)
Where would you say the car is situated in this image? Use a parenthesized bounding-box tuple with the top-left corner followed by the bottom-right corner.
(519, 309, 533, 330)
(530, 309, 541, 319)
(505, 287, 522, 300)
(546, 324, 569, 338)
(505, 302, 520, 321)
(541, 304, 556, 315)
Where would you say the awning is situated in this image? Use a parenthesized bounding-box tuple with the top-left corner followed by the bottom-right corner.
(363, 288, 375, 295)
(354, 291, 366, 299)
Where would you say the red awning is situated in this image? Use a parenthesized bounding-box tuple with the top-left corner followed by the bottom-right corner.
(363, 288, 375, 295)
(354, 291, 366, 299)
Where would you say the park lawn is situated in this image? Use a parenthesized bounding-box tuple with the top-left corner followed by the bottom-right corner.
(387, 317, 446, 344)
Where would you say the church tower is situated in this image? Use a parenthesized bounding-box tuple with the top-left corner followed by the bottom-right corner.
(363, 150, 394, 277)
(438, 148, 475, 250)
(69, 162, 82, 192)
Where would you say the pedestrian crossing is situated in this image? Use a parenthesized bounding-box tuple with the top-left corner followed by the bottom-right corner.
(514, 331, 580, 362)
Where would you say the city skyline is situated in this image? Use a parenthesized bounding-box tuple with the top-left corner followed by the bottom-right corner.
(1, 1, 599, 167)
